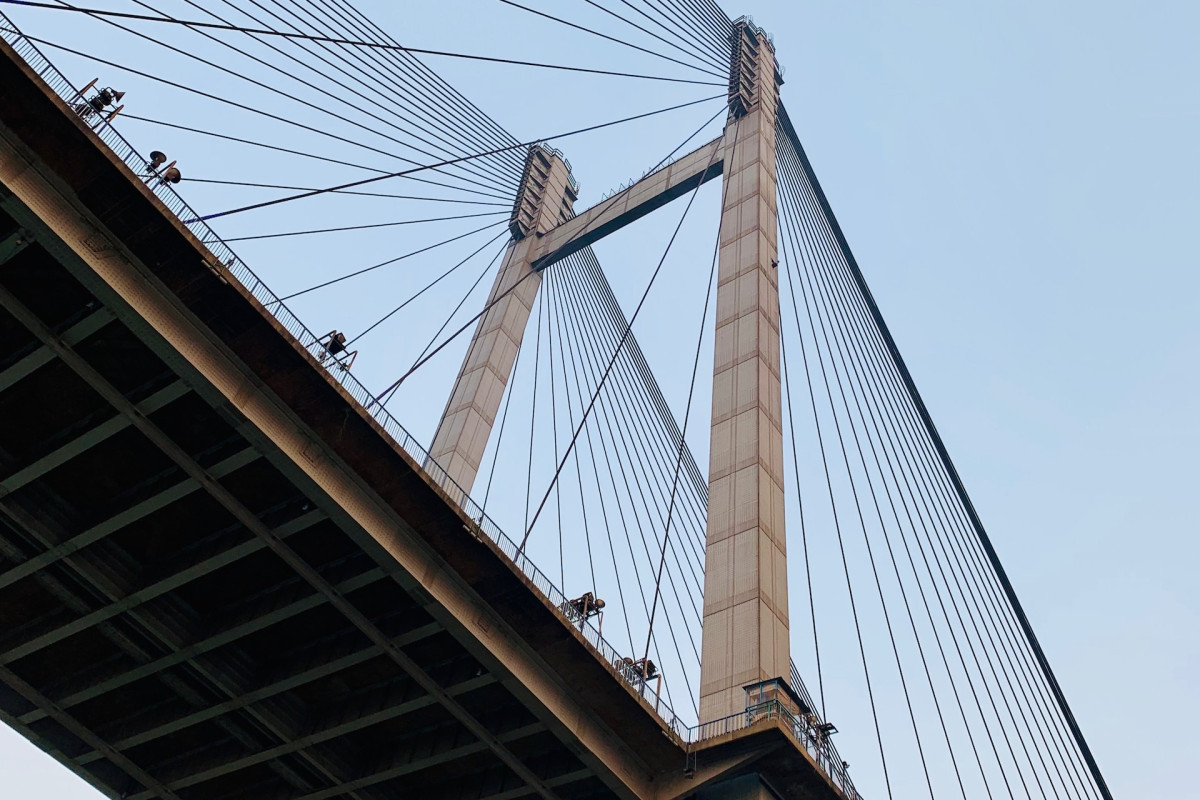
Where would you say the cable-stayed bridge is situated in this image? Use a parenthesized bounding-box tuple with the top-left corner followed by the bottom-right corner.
(0, 2, 1111, 799)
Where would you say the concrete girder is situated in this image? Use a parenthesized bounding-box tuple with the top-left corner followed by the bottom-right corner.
(530, 135, 726, 272)
(0, 306, 113, 393)
(73, 621, 443, 765)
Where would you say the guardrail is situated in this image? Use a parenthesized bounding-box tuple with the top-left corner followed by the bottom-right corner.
(695, 700, 862, 800)
(0, 21, 859, 798)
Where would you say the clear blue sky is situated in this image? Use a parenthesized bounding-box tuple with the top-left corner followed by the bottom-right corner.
(1, 1, 1196, 797)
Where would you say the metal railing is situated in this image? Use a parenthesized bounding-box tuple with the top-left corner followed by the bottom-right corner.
(534, 142, 580, 194)
(0, 23, 859, 798)
(693, 700, 862, 800)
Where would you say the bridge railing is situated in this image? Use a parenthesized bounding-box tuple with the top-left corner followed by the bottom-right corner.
(691, 701, 862, 800)
(0, 18, 347, 374)
(0, 11, 700, 742)
(788, 658, 856, 789)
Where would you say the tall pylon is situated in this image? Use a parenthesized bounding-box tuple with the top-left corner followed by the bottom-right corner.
(698, 19, 790, 723)
(428, 147, 577, 492)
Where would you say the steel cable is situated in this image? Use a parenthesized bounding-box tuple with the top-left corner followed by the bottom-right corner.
(195, 93, 724, 221)
(495, 0, 725, 79)
(780, 124, 1099, 799)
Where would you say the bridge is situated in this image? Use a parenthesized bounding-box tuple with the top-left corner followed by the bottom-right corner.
(0, 3, 1111, 800)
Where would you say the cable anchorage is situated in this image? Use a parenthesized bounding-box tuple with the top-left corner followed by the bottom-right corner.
(510, 144, 579, 241)
(727, 16, 784, 118)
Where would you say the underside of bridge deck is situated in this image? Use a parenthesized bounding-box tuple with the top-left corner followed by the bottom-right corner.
(0, 35, 847, 800)
(0, 195, 627, 800)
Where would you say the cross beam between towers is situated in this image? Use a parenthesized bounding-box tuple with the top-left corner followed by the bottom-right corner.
(531, 135, 726, 272)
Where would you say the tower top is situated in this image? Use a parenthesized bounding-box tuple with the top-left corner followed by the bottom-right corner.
(728, 17, 785, 119)
(509, 144, 579, 240)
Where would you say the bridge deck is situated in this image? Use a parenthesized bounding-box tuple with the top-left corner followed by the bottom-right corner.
(0, 34, 847, 800)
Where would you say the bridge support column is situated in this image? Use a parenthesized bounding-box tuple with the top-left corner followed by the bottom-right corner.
(700, 19, 789, 723)
(428, 146, 577, 492)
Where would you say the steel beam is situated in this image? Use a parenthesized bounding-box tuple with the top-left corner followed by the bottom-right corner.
(468, 769, 591, 800)
(291, 723, 545, 800)
(0, 506, 322, 662)
(0, 528, 289, 797)
(74, 621, 442, 764)
(0, 307, 113, 393)
(18, 567, 385, 722)
(0, 446, 259, 592)
(0, 704, 116, 798)
(0, 379, 188, 497)
(0, 225, 32, 264)
(0, 457, 360, 797)
(125, 674, 503, 797)
(0, 663, 184, 799)
(0, 509, 347, 795)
